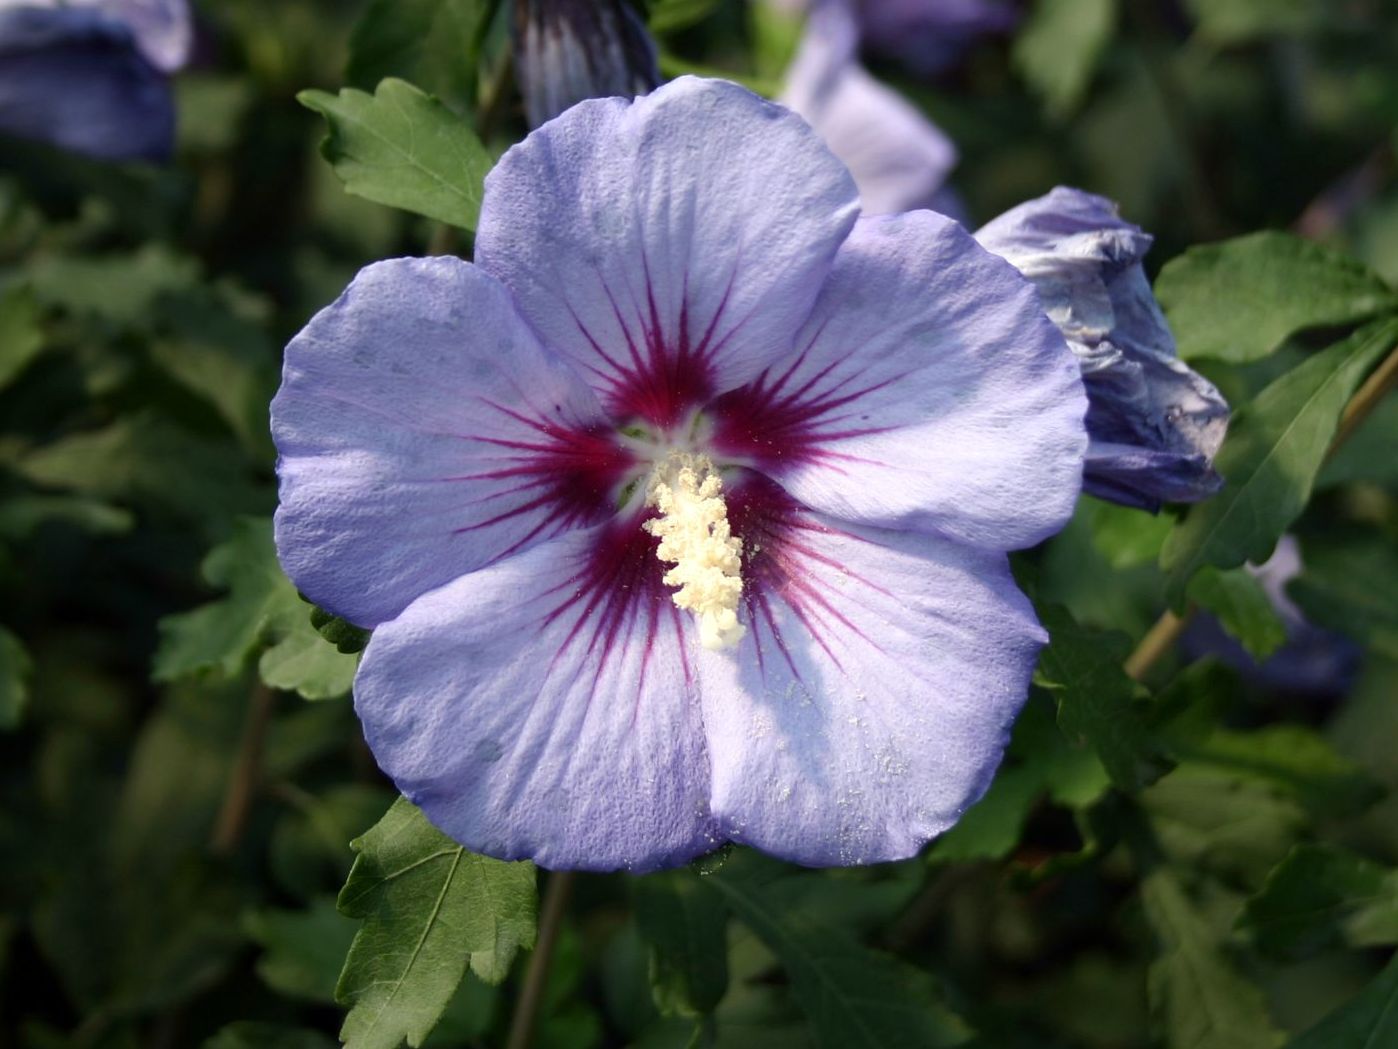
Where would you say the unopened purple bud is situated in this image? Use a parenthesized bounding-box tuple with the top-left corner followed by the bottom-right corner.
(512, 0, 659, 128)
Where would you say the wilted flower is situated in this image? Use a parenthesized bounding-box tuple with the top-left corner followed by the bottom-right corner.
(273, 78, 1088, 871)
(513, 0, 659, 128)
(0, 0, 190, 161)
(976, 187, 1229, 512)
(781, 0, 959, 216)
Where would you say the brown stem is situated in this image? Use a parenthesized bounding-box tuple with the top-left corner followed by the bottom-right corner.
(505, 870, 575, 1049)
(210, 683, 277, 855)
(1327, 343, 1398, 460)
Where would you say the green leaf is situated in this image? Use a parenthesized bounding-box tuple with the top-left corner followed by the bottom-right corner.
(1238, 845, 1398, 959)
(346, 0, 485, 113)
(1143, 766, 1307, 884)
(634, 871, 729, 1017)
(1288, 536, 1398, 659)
(1035, 605, 1172, 791)
(299, 78, 493, 231)
(0, 284, 43, 389)
(154, 517, 357, 699)
(931, 697, 1109, 863)
(336, 798, 537, 1049)
(1141, 869, 1286, 1049)
(28, 245, 200, 328)
(651, 0, 724, 34)
(0, 627, 31, 731)
(1086, 499, 1175, 569)
(1186, 567, 1288, 661)
(1161, 724, 1380, 819)
(710, 860, 970, 1049)
(205, 1024, 338, 1049)
(1182, 0, 1326, 44)
(1013, 0, 1117, 117)
(18, 413, 269, 537)
(245, 897, 359, 1003)
(1161, 317, 1398, 605)
(1287, 954, 1398, 1049)
(1155, 232, 1396, 363)
(150, 289, 279, 455)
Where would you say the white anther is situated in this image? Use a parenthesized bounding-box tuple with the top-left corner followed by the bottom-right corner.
(643, 453, 746, 651)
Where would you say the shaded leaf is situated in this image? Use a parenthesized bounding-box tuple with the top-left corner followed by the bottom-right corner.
(710, 858, 970, 1049)
(311, 605, 372, 654)
(205, 1024, 338, 1049)
(1035, 605, 1171, 790)
(18, 413, 269, 536)
(299, 78, 493, 231)
(1013, 0, 1116, 117)
(1288, 536, 1398, 659)
(1182, 0, 1326, 44)
(1143, 766, 1307, 884)
(634, 871, 729, 1017)
(245, 897, 358, 1004)
(1287, 954, 1398, 1049)
(1187, 567, 1288, 661)
(1156, 232, 1396, 363)
(1141, 869, 1285, 1049)
(0, 283, 43, 388)
(346, 0, 485, 113)
(1161, 317, 1398, 605)
(1239, 845, 1398, 959)
(336, 798, 536, 1049)
(0, 627, 32, 731)
(154, 517, 357, 700)
(28, 246, 199, 328)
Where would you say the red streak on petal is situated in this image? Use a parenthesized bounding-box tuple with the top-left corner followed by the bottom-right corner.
(449, 399, 637, 556)
(707, 329, 910, 468)
(727, 474, 888, 680)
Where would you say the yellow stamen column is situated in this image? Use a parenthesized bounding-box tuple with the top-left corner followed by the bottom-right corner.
(643, 453, 746, 651)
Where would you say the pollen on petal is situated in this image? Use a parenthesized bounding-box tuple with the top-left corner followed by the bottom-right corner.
(643, 452, 746, 651)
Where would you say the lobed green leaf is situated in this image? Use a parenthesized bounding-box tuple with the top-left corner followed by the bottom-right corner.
(299, 78, 493, 231)
(335, 798, 536, 1049)
(1155, 231, 1396, 363)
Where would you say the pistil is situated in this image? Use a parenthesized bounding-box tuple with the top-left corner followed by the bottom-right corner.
(643, 452, 746, 651)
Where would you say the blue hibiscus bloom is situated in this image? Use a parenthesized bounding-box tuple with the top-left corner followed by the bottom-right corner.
(272, 78, 1089, 871)
(0, 0, 191, 161)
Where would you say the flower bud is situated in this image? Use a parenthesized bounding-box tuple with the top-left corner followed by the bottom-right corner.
(512, 0, 659, 128)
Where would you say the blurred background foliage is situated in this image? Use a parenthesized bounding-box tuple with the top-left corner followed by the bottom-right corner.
(2, 1, 1398, 1047)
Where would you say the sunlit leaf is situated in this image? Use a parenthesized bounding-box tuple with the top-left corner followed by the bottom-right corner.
(1161, 317, 1398, 605)
(299, 78, 493, 231)
(336, 798, 537, 1049)
(1156, 232, 1396, 363)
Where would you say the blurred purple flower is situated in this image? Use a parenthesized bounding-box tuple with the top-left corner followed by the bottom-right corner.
(273, 78, 1088, 871)
(770, 0, 1018, 75)
(513, 0, 659, 128)
(976, 187, 1230, 511)
(1185, 536, 1362, 695)
(781, 0, 959, 216)
(0, 0, 190, 161)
